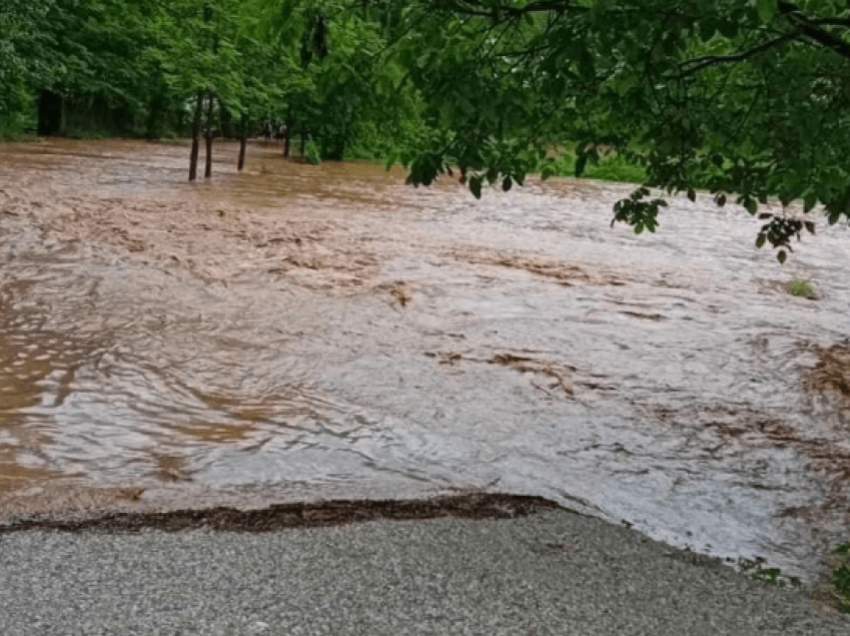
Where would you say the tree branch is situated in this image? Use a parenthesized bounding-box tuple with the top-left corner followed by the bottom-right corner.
(678, 30, 800, 78)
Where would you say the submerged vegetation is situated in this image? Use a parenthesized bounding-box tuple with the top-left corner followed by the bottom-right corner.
(787, 278, 818, 299)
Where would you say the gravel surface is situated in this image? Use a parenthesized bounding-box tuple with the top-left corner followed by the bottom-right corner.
(1, 509, 847, 635)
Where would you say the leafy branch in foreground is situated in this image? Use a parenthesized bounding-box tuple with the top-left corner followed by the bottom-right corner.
(398, 0, 850, 261)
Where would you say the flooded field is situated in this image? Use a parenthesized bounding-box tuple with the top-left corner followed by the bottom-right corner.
(0, 139, 848, 582)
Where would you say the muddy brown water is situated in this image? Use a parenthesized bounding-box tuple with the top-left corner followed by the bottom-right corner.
(0, 139, 848, 582)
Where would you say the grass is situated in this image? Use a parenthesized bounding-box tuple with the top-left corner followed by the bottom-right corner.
(738, 556, 802, 589)
(812, 542, 850, 614)
(0, 131, 40, 142)
(787, 278, 818, 299)
(64, 129, 108, 141)
(542, 147, 647, 184)
(739, 543, 850, 615)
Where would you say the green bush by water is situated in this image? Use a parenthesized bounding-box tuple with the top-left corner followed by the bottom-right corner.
(787, 278, 818, 299)
(304, 139, 322, 165)
(544, 149, 646, 184)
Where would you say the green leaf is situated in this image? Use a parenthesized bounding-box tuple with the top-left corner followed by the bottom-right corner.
(777, 250, 787, 264)
(470, 176, 482, 199)
(804, 191, 818, 213)
(756, 234, 767, 249)
(756, 0, 777, 24)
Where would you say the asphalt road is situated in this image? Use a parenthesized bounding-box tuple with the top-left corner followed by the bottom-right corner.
(1, 509, 847, 635)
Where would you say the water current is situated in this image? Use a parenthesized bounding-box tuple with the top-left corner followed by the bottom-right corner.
(0, 139, 848, 582)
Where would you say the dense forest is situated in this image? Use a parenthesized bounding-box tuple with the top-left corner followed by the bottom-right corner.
(1, 0, 423, 171)
(4, 0, 850, 257)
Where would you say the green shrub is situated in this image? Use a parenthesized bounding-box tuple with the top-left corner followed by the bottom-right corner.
(542, 147, 646, 184)
(787, 278, 818, 299)
(304, 139, 321, 165)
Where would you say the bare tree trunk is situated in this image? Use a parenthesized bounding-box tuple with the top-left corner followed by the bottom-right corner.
(204, 94, 215, 179)
(188, 92, 204, 181)
(283, 117, 292, 157)
(238, 113, 247, 171)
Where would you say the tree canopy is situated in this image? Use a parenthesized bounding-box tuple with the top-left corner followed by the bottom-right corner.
(3, 0, 850, 257)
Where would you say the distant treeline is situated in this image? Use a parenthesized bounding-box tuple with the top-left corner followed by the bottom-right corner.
(1, 0, 423, 165)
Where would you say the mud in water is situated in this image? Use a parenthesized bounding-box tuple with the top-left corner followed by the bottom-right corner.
(0, 492, 560, 533)
(806, 343, 850, 406)
(0, 139, 849, 583)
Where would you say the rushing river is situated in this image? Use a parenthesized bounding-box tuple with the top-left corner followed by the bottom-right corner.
(0, 139, 848, 582)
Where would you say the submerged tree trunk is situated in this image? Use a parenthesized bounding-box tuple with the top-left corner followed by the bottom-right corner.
(238, 113, 247, 172)
(204, 94, 215, 179)
(283, 117, 293, 157)
(188, 92, 204, 181)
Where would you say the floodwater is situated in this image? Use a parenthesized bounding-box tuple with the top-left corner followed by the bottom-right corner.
(0, 139, 848, 581)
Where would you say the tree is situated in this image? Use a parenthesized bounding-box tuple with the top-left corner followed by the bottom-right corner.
(151, 0, 246, 179)
(32, 0, 168, 136)
(0, 0, 56, 133)
(255, 0, 425, 162)
(397, 0, 850, 260)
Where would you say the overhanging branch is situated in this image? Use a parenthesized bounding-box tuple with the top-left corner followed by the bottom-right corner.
(677, 30, 800, 78)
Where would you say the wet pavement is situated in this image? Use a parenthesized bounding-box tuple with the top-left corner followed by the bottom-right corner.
(0, 138, 848, 582)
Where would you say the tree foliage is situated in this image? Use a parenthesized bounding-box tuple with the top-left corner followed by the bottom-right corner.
(396, 0, 850, 258)
(1, 0, 418, 158)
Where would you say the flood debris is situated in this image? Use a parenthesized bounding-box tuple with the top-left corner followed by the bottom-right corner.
(645, 402, 850, 525)
(389, 282, 412, 307)
(489, 353, 575, 396)
(156, 455, 191, 483)
(619, 310, 666, 321)
(805, 344, 850, 403)
(0, 493, 562, 534)
(427, 350, 593, 397)
(452, 247, 628, 287)
(424, 351, 462, 365)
